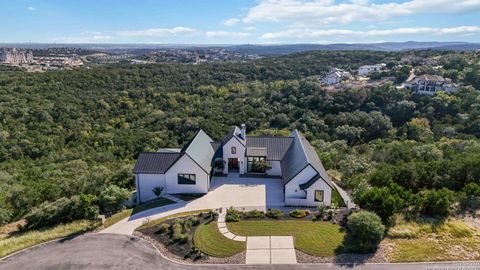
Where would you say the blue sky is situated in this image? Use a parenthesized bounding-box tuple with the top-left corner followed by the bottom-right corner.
(1, 0, 480, 44)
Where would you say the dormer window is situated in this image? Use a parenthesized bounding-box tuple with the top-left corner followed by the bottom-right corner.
(231, 147, 236, 154)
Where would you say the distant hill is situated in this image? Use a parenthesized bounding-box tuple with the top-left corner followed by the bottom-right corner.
(227, 42, 479, 55)
(1, 41, 479, 56)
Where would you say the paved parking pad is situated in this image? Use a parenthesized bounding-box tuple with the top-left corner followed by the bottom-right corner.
(245, 236, 297, 264)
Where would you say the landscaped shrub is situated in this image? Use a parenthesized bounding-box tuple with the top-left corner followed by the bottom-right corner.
(345, 211, 385, 253)
(289, 209, 310, 218)
(172, 233, 189, 244)
(266, 208, 283, 219)
(244, 209, 265, 219)
(24, 194, 99, 230)
(190, 216, 200, 226)
(156, 223, 170, 234)
(225, 207, 241, 222)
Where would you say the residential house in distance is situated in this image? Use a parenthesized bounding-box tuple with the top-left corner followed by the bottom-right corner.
(403, 74, 458, 95)
(0, 48, 33, 65)
(321, 68, 353, 85)
(133, 124, 334, 207)
(358, 63, 386, 76)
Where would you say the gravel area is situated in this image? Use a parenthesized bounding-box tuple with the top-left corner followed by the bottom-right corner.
(134, 231, 245, 264)
(295, 247, 388, 264)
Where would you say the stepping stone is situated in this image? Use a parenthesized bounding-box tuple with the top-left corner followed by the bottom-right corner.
(223, 232, 236, 239)
(246, 236, 270, 250)
(270, 249, 297, 264)
(218, 217, 226, 222)
(270, 236, 294, 249)
(232, 235, 246, 242)
(217, 222, 227, 228)
(246, 249, 270, 264)
(219, 227, 229, 234)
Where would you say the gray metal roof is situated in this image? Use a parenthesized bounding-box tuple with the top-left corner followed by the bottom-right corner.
(281, 130, 333, 188)
(300, 133, 333, 188)
(246, 147, 267, 157)
(133, 152, 182, 174)
(211, 141, 223, 159)
(246, 136, 293, 160)
(183, 129, 215, 174)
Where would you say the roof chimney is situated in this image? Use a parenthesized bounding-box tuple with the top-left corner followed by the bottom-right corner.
(240, 124, 246, 140)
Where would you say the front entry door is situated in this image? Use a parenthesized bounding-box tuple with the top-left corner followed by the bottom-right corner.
(228, 158, 239, 173)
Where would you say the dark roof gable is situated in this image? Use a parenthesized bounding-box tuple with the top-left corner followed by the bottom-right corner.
(133, 152, 182, 174)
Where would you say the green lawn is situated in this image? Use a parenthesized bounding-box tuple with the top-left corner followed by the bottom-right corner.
(194, 221, 245, 257)
(131, 198, 176, 215)
(136, 209, 210, 231)
(227, 220, 345, 256)
(102, 209, 133, 228)
(0, 220, 97, 258)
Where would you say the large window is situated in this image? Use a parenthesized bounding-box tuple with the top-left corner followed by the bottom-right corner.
(178, 174, 196, 185)
(314, 190, 324, 202)
(231, 147, 236, 154)
(247, 156, 266, 173)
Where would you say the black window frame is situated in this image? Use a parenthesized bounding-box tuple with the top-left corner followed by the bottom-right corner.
(231, 146, 236, 154)
(178, 174, 196, 185)
(314, 190, 324, 202)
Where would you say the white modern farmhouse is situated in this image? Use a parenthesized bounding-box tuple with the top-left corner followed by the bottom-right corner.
(133, 125, 334, 207)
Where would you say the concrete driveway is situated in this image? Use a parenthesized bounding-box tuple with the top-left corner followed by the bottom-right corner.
(2, 233, 480, 270)
(101, 176, 285, 235)
(189, 176, 285, 210)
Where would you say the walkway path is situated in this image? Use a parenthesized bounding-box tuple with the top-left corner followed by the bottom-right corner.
(217, 211, 246, 242)
(332, 182, 356, 209)
(217, 211, 297, 264)
(246, 236, 296, 264)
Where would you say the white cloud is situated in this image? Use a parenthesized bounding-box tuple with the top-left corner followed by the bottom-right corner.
(243, 0, 480, 25)
(53, 32, 112, 43)
(205, 31, 251, 38)
(223, 18, 241, 27)
(27, 6, 36, 11)
(262, 26, 480, 40)
(244, 26, 257, 31)
(117, 27, 199, 37)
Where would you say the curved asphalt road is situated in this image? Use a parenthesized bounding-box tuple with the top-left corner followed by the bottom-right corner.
(1, 234, 480, 270)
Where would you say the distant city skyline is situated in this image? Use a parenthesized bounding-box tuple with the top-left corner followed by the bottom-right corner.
(1, 0, 480, 44)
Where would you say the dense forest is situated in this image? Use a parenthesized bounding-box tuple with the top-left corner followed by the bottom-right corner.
(1, 50, 480, 227)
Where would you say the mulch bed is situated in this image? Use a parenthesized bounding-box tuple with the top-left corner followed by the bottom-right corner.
(134, 231, 245, 264)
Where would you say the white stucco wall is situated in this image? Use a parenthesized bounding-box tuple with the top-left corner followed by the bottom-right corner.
(136, 173, 166, 203)
(222, 137, 246, 174)
(267, 160, 282, 176)
(165, 154, 209, 194)
(284, 165, 332, 207)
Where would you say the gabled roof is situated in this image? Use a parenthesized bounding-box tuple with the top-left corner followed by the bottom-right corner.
(134, 130, 215, 175)
(281, 130, 333, 189)
(183, 129, 215, 174)
(223, 126, 246, 146)
(133, 152, 182, 174)
(246, 136, 293, 160)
